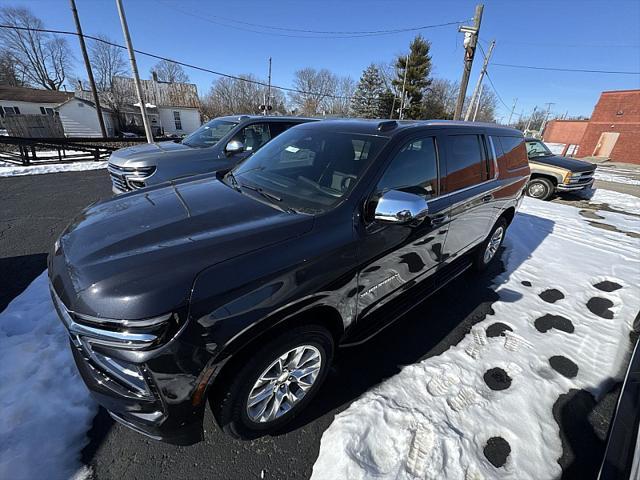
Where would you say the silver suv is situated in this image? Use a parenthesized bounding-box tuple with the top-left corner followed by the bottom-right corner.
(108, 115, 315, 194)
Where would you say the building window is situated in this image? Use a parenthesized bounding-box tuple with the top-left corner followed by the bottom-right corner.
(40, 107, 55, 115)
(0, 106, 20, 117)
(173, 111, 182, 130)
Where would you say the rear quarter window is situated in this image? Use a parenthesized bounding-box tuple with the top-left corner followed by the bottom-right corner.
(498, 136, 528, 171)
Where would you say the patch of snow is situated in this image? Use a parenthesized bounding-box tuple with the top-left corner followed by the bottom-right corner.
(594, 169, 640, 186)
(312, 197, 640, 480)
(0, 272, 97, 480)
(0, 160, 107, 177)
(585, 188, 640, 214)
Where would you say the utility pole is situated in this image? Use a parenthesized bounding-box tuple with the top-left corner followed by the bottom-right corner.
(540, 102, 555, 136)
(399, 54, 410, 120)
(465, 39, 494, 121)
(115, 0, 153, 144)
(69, 0, 107, 138)
(266, 57, 272, 116)
(454, 4, 484, 120)
(472, 83, 484, 121)
(525, 106, 537, 132)
(507, 97, 518, 125)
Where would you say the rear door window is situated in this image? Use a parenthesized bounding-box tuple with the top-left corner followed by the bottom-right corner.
(444, 134, 485, 192)
(269, 122, 294, 137)
(499, 136, 528, 170)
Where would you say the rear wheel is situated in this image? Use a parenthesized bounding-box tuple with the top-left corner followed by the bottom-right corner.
(526, 177, 554, 200)
(213, 325, 334, 439)
(474, 218, 507, 271)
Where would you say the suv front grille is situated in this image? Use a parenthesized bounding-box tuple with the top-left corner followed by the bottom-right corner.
(568, 170, 595, 185)
(108, 163, 156, 192)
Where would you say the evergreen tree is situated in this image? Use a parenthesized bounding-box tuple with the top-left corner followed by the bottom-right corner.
(392, 35, 433, 119)
(351, 64, 385, 118)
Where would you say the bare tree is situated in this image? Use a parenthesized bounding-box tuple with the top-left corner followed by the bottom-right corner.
(150, 60, 190, 83)
(89, 34, 127, 91)
(289, 68, 339, 116)
(423, 78, 459, 119)
(327, 76, 355, 117)
(0, 51, 23, 86)
(201, 74, 287, 119)
(0, 7, 74, 90)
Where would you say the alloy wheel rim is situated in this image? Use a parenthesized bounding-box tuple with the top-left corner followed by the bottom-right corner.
(528, 183, 546, 198)
(246, 345, 322, 423)
(484, 226, 504, 263)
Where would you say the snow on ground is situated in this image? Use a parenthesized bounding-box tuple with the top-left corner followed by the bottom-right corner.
(312, 195, 640, 480)
(0, 159, 107, 177)
(583, 188, 640, 214)
(0, 272, 97, 480)
(594, 167, 640, 186)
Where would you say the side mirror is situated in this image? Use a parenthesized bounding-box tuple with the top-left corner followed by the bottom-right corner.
(374, 189, 429, 224)
(225, 140, 245, 154)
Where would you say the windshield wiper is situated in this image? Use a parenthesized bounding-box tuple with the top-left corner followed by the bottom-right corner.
(239, 182, 282, 202)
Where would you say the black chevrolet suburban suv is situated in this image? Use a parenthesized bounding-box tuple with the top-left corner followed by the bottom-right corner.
(49, 120, 530, 444)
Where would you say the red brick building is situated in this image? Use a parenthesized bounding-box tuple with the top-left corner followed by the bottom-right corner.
(543, 89, 640, 164)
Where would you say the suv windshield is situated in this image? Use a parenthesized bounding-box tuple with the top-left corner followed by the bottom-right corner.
(526, 140, 553, 158)
(182, 119, 238, 148)
(227, 126, 388, 213)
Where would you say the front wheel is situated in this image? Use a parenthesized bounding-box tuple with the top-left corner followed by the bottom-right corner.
(526, 177, 555, 200)
(213, 325, 334, 439)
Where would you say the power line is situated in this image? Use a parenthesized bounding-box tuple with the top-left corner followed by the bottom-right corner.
(491, 62, 639, 75)
(477, 43, 509, 111)
(159, 0, 468, 38)
(0, 24, 354, 100)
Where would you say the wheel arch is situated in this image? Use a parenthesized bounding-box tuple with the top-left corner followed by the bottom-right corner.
(529, 172, 560, 185)
(205, 304, 344, 416)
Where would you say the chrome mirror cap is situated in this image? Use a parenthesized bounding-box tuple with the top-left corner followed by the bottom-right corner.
(226, 140, 245, 154)
(374, 189, 429, 224)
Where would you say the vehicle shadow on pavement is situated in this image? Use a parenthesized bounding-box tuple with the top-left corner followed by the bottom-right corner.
(279, 212, 556, 435)
(0, 253, 48, 313)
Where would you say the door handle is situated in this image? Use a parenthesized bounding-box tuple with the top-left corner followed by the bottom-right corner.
(481, 195, 493, 203)
(430, 213, 449, 225)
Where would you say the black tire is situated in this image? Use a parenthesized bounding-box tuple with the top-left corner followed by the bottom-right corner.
(474, 217, 508, 271)
(526, 177, 555, 200)
(212, 324, 334, 440)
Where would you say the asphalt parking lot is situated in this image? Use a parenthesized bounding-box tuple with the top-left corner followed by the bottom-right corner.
(0, 169, 630, 479)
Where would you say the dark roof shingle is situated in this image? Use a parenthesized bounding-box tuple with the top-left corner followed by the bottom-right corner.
(0, 85, 73, 104)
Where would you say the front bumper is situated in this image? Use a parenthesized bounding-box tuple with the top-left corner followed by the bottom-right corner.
(557, 178, 595, 191)
(49, 282, 211, 445)
(69, 340, 205, 445)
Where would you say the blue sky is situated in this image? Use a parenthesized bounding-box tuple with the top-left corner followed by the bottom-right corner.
(7, 0, 640, 120)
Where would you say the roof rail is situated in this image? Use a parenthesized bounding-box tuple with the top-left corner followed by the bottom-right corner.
(377, 120, 398, 131)
(238, 115, 251, 121)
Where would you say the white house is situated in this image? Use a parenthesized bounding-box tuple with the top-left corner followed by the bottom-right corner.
(111, 76, 201, 135)
(55, 97, 117, 137)
(0, 85, 72, 125)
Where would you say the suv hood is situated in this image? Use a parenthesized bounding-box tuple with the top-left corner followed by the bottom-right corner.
(109, 141, 206, 166)
(49, 177, 313, 319)
(530, 155, 595, 172)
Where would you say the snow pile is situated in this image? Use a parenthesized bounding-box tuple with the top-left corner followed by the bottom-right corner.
(312, 196, 640, 480)
(0, 160, 107, 177)
(0, 272, 97, 480)
(595, 167, 640, 186)
(585, 188, 640, 214)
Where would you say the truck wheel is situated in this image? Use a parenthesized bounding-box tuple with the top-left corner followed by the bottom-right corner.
(474, 218, 507, 271)
(526, 178, 554, 200)
(213, 325, 334, 439)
